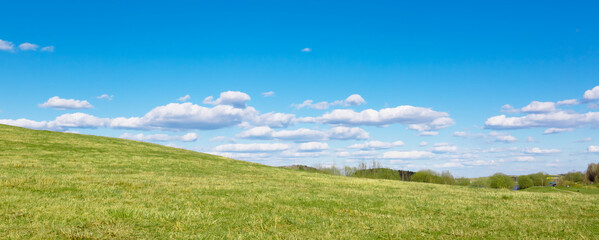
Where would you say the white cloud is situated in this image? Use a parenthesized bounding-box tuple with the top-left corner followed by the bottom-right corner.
(301, 48, 312, 52)
(281, 150, 329, 158)
(0, 39, 14, 51)
(344, 94, 366, 106)
(40, 46, 55, 52)
(527, 136, 536, 142)
(576, 137, 592, 143)
(119, 132, 198, 142)
(298, 142, 329, 152)
(521, 101, 556, 113)
(236, 126, 368, 142)
(583, 86, 599, 100)
(500, 104, 519, 113)
(39, 96, 93, 110)
(453, 131, 468, 138)
(251, 112, 296, 128)
(556, 99, 579, 106)
(214, 143, 290, 152)
(292, 94, 366, 110)
(418, 131, 439, 136)
(178, 95, 191, 102)
(18, 42, 39, 51)
(111, 103, 258, 130)
(209, 136, 227, 142)
(382, 151, 435, 159)
(432, 143, 458, 153)
(327, 126, 370, 140)
(0, 113, 110, 131)
(515, 156, 536, 162)
(588, 145, 599, 153)
(262, 91, 275, 97)
(419, 141, 428, 146)
(434, 162, 464, 168)
(495, 134, 517, 143)
(300, 106, 453, 131)
(96, 94, 114, 101)
(0, 119, 55, 131)
(543, 128, 573, 135)
(524, 147, 561, 154)
(348, 140, 404, 150)
(203, 91, 251, 108)
(485, 111, 599, 130)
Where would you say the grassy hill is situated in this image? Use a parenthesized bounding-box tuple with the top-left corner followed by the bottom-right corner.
(0, 124, 597, 239)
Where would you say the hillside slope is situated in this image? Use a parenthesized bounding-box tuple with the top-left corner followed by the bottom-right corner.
(0, 124, 597, 239)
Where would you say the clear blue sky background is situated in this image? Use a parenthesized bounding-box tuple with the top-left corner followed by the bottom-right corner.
(1, 0, 598, 177)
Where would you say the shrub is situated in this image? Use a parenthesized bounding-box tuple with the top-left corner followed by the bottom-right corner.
(488, 173, 515, 189)
(441, 171, 455, 185)
(586, 163, 599, 183)
(455, 177, 470, 186)
(517, 175, 533, 189)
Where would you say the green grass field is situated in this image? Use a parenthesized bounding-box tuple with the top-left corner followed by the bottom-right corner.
(1, 124, 598, 239)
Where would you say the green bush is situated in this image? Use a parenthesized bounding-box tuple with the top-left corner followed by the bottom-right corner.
(517, 175, 533, 189)
(488, 173, 516, 189)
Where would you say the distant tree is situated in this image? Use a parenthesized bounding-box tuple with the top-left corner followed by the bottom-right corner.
(411, 169, 444, 184)
(528, 172, 546, 186)
(488, 173, 516, 189)
(441, 171, 455, 185)
(563, 171, 584, 183)
(517, 175, 533, 189)
(585, 163, 599, 183)
(455, 177, 470, 186)
(471, 178, 489, 188)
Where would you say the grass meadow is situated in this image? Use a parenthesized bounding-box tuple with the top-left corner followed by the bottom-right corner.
(1, 124, 598, 239)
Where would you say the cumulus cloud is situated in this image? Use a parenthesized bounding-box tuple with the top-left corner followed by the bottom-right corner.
(300, 106, 453, 131)
(203, 91, 251, 108)
(588, 145, 599, 153)
(583, 86, 599, 100)
(18, 42, 39, 51)
(40, 46, 55, 52)
(214, 143, 290, 152)
(251, 112, 296, 128)
(485, 111, 599, 130)
(523, 147, 561, 154)
(382, 150, 435, 159)
(327, 126, 370, 140)
(298, 142, 329, 152)
(119, 132, 198, 142)
(262, 91, 275, 97)
(515, 156, 536, 162)
(348, 140, 404, 150)
(488, 132, 518, 143)
(0, 113, 109, 131)
(178, 95, 191, 102)
(236, 126, 368, 142)
(0, 39, 14, 51)
(543, 128, 573, 135)
(521, 101, 556, 113)
(39, 96, 93, 110)
(432, 143, 458, 153)
(434, 162, 464, 168)
(344, 94, 366, 106)
(97, 94, 114, 101)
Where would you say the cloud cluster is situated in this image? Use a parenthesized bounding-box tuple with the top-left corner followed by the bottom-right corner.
(204, 91, 251, 108)
(0, 39, 53, 52)
(348, 140, 404, 150)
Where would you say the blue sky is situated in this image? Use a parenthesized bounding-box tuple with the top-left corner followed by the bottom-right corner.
(1, 1, 598, 177)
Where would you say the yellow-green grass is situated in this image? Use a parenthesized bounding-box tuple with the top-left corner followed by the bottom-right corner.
(0, 124, 597, 239)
